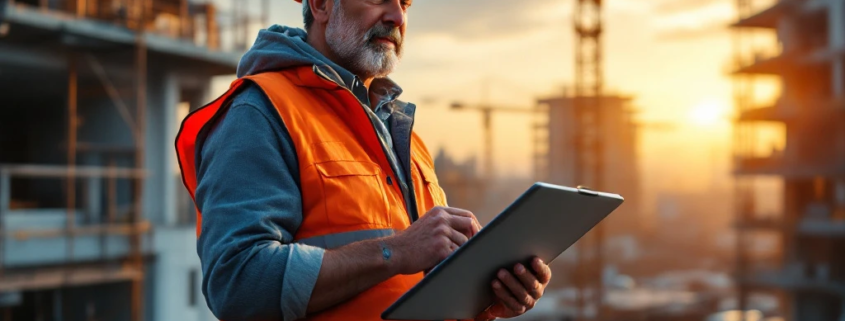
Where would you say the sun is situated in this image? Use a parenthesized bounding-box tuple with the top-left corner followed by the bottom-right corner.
(689, 100, 730, 126)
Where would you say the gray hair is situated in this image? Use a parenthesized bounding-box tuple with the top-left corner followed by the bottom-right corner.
(303, 0, 314, 30)
(303, 0, 340, 31)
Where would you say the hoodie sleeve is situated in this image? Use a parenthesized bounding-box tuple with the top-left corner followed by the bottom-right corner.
(194, 84, 324, 321)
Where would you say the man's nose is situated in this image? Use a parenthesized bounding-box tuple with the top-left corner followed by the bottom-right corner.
(382, 0, 406, 28)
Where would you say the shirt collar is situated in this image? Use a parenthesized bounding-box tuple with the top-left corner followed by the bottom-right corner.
(312, 64, 405, 111)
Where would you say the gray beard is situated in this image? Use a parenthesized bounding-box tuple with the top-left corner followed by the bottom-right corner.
(325, 6, 401, 79)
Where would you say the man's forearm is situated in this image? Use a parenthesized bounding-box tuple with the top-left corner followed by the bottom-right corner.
(304, 206, 482, 316)
(306, 237, 399, 314)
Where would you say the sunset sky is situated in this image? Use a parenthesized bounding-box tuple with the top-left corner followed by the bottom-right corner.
(213, 0, 784, 214)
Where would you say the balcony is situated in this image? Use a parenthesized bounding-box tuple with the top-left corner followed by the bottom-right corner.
(2, 0, 266, 70)
(735, 154, 845, 178)
(0, 164, 151, 291)
(734, 154, 785, 176)
(737, 106, 791, 122)
(738, 99, 845, 123)
(733, 0, 830, 29)
(732, 1, 795, 29)
(799, 219, 845, 237)
(739, 263, 845, 296)
(736, 203, 845, 237)
(735, 216, 786, 231)
(732, 51, 787, 75)
(798, 202, 845, 237)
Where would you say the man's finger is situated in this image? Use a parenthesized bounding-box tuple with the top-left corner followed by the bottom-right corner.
(497, 269, 534, 307)
(532, 257, 552, 284)
(491, 280, 525, 314)
(442, 207, 473, 217)
(469, 217, 482, 236)
(442, 207, 481, 235)
(448, 227, 469, 247)
(447, 214, 474, 235)
(514, 263, 543, 299)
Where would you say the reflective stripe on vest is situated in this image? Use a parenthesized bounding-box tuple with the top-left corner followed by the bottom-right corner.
(296, 229, 395, 249)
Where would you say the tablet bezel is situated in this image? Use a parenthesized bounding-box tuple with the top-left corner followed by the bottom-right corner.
(381, 183, 623, 320)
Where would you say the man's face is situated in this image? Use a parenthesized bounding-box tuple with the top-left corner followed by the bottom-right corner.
(325, 0, 410, 79)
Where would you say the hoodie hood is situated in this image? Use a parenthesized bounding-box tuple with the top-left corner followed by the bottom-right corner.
(236, 24, 409, 115)
(237, 25, 357, 88)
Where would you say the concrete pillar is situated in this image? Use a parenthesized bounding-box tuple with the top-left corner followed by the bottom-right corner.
(141, 71, 179, 226)
(836, 180, 845, 206)
(832, 60, 843, 99)
(839, 297, 845, 321)
(1, 171, 9, 213)
(778, 16, 796, 54)
(85, 176, 101, 223)
(153, 227, 209, 321)
(783, 180, 800, 263)
(830, 0, 845, 49)
(162, 73, 180, 227)
(829, 0, 845, 98)
(189, 79, 212, 111)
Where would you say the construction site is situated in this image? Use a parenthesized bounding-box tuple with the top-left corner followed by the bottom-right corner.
(0, 0, 265, 319)
(435, 1, 647, 320)
(732, 0, 845, 320)
(0, 0, 843, 320)
(435, 0, 845, 320)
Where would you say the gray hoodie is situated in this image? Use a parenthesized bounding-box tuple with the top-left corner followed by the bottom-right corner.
(238, 25, 355, 87)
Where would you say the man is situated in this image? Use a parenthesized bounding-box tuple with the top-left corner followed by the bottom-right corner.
(175, 0, 552, 320)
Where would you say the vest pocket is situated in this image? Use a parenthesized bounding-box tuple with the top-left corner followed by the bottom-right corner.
(315, 160, 391, 228)
(414, 159, 448, 208)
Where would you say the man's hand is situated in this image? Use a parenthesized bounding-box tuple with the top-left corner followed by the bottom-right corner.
(475, 257, 552, 321)
(385, 206, 482, 275)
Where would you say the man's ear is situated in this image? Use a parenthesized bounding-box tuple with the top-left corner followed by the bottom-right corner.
(309, 0, 332, 26)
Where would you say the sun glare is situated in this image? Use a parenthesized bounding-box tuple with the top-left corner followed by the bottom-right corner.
(689, 100, 729, 126)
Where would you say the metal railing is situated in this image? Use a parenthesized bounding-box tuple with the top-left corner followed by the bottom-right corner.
(0, 164, 150, 287)
(7, 0, 268, 52)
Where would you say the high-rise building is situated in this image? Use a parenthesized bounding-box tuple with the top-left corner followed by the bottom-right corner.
(732, 0, 845, 320)
(0, 1, 265, 319)
(535, 95, 642, 239)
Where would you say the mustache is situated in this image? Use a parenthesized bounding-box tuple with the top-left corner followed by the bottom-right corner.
(365, 23, 402, 47)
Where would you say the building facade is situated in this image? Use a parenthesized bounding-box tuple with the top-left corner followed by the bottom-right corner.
(0, 0, 262, 319)
(535, 95, 642, 240)
(732, 0, 845, 320)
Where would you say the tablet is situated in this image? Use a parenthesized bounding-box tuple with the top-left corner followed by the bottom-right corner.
(381, 182, 624, 320)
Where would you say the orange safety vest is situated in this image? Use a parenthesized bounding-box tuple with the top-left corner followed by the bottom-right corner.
(176, 66, 449, 321)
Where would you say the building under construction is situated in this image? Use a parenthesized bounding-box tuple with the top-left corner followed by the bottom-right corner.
(0, 0, 264, 319)
(732, 0, 845, 320)
(533, 93, 641, 318)
(534, 95, 641, 239)
(532, 1, 641, 319)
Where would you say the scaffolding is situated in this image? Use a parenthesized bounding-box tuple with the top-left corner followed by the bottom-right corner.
(0, 0, 266, 318)
(4, 0, 268, 52)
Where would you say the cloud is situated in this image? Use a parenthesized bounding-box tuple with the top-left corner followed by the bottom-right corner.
(650, 0, 734, 42)
(654, 0, 729, 14)
(656, 21, 729, 41)
(408, 0, 562, 39)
